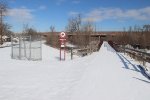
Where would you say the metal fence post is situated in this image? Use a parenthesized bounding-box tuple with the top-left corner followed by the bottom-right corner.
(23, 36, 27, 59)
(123, 45, 125, 55)
(142, 54, 145, 66)
(11, 35, 13, 59)
(29, 35, 31, 60)
(19, 36, 21, 59)
(40, 35, 42, 60)
(71, 47, 73, 60)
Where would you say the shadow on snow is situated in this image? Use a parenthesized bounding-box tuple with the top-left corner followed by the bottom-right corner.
(117, 53, 150, 80)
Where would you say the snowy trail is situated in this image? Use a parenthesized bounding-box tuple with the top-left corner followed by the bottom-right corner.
(0, 42, 150, 100)
(0, 43, 98, 100)
(71, 42, 150, 100)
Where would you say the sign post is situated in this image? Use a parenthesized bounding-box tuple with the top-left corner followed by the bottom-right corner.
(59, 32, 67, 61)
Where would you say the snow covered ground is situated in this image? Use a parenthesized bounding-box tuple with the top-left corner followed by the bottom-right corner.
(0, 42, 11, 48)
(0, 42, 150, 100)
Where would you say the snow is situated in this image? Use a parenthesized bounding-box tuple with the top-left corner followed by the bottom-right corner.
(71, 42, 150, 100)
(147, 50, 150, 53)
(66, 42, 77, 48)
(0, 42, 11, 48)
(0, 41, 150, 100)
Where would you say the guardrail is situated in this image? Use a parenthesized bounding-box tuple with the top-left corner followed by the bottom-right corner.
(117, 46, 150, 66)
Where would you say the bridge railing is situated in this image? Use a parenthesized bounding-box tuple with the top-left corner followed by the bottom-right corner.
(116, 45, 150, 66)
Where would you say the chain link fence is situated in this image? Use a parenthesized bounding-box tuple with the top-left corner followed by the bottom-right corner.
(11, 35, 42, 61)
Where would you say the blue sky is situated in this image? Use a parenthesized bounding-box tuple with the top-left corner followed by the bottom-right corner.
(3, 0, 150, 32)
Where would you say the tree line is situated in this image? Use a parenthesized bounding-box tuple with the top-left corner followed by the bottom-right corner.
(1, 1, 149, 50)
(46, 14, 96, 48)
(112, 25, 150, 49)
(0, 1, 12, 44)
(0, 1, 40, 45)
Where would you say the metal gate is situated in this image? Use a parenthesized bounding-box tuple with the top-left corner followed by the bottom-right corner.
(11, 35, 42, 61)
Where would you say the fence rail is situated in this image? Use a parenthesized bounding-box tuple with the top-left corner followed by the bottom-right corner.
(11, 35, 42, 61)
(116, 46, 150, 66)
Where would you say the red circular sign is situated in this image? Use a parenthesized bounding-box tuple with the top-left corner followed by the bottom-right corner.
(60, 32, 66, 38)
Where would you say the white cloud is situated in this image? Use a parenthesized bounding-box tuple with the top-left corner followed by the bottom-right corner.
(39, 5, 47, 10)
(83, 7, 150, 22)
(7, 8, 34, 23)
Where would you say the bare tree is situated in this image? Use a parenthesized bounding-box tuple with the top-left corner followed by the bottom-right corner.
(46, 25, 59, 47)
(22, 24, 38, 40)
(113, 25, 150, 49)
(143, 24, 150, 32)
(0, 1, 8, 44)
(66, 14, 96, 47)
(50, 25, 55, 33)
(66, 14, 81, 33)
(82, 21, 94, 33)
(3, 23, 12, 37)
(49, 25, 57, 47)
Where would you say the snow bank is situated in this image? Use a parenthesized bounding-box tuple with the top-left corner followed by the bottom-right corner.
(0, 42, 11, 48)
(0, 43, 97, 100)
(71, 42, 150, 100)
(0, 42, 150, 100)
